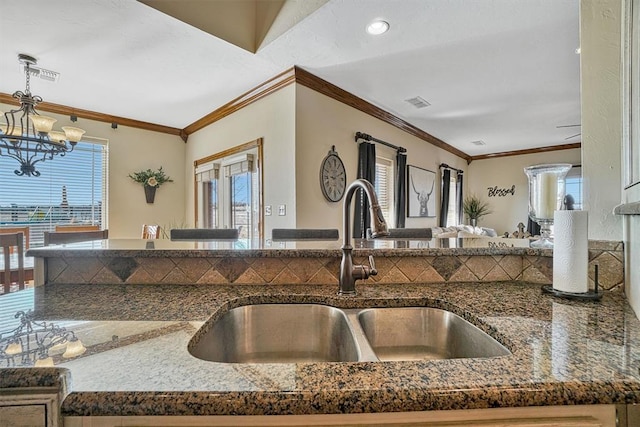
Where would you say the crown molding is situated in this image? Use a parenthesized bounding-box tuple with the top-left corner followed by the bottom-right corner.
(0, 93, 186, 142)
(5, 70, 572, 163)
(468, 143, 581, 163)
(183, 68, 296, 135)
(183, 66, 471, 161)
(292, 67, 471, 161)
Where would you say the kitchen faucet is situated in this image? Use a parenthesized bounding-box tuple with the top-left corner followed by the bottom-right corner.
(339, 179, 389, 295)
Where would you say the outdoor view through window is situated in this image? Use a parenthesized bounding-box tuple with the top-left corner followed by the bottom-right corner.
(0, 141, 107, 247)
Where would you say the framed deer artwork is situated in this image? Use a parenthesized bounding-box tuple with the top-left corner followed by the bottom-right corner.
(407, 165, 436, 217)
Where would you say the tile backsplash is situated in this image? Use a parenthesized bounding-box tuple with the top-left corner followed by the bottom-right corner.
(44, 240, 624, 291)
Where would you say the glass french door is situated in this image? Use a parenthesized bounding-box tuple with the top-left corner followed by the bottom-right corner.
(196, 145, 259, 241)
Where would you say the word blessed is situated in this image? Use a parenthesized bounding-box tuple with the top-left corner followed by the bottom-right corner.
(487, 185, 515, 197)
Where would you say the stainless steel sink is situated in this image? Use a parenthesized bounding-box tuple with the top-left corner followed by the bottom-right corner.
(189, 304, 510, 364)
(356, 307, 510, 361)
(188, 304, 360, 363)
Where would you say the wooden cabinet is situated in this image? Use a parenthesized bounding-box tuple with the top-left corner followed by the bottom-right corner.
(63, 405, 619, 427)
(0, 390, 61, 427)
(0, 404, 46, 427)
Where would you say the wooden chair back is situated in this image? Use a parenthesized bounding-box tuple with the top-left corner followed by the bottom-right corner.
(170, 228, 239, 241)
(44, 229, 109, 245)
(142, 224, 161, 239)
(55, 224, 101, 232)
(0, 227, 29, 253)
(0, 232, 25, 294)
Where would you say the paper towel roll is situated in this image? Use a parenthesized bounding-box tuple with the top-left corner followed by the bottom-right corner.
(553, 210, 588, 293)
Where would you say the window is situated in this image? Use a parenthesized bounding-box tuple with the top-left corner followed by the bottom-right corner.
(445, 173, 459, 227)
(564, 166, 582, 210)
(225, 155, 256, 239)
(0, 140, 108, 247)
(196, 162, 220, 228)
(374, 156, 395, 226)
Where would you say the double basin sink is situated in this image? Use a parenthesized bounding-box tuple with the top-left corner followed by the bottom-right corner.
(189, 304, 510, 363)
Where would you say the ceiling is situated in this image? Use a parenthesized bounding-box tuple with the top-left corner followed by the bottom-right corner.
(0, 0, 580, 157)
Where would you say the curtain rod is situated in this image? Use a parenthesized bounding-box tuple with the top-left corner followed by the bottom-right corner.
(439, 163, 464, 174)
(355, 132, 407, 153)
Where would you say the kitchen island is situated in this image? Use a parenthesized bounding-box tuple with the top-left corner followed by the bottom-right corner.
(0, 239, 635, 425)
(2, 280, 640, 423)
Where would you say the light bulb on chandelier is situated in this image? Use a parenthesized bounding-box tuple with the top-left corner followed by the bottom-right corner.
(0, 54, 86, 177)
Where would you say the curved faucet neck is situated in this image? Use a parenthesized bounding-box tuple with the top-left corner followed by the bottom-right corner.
(339, 179, 388, 296)
(342, 179, 381, 248)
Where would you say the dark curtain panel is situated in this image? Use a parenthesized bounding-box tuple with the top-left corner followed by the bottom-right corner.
(394, 152, 407, 228)
(439, 168, 451, 227)
(456, 172, 464, 225)
(354, 142, 376, 238)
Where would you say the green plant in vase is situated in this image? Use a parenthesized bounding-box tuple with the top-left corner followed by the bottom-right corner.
(128, 167, 173, 204)
(463, 194, 492, 227)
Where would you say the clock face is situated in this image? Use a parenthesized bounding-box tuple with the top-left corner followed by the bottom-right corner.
(320, 152, 346, 202)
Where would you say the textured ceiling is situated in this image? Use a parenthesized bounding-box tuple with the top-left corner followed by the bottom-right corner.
(0, 0, 580, 156)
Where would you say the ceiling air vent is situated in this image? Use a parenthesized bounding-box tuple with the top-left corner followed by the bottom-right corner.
(471, 140, 486, 146)
(405, 96, 431, 109)
(20, 64, 60, 83)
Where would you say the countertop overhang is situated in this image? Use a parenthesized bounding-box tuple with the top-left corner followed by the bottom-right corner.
(2, 281, 639, 417)
(26, 238, 544, 258)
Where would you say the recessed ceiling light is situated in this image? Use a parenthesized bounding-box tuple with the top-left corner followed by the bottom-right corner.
(367, 20, 389, 35)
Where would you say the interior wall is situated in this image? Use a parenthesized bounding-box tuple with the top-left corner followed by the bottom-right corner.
(294, 84, 468, 232)
(0, 102, 186, 239)
(467, 148, 581, 236)
(580, 0, 639, 318)
(580, 0, 623, 241)
(184, 84, 297, 235)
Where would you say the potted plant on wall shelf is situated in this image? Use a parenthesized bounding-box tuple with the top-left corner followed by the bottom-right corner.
(463, 194, 492, 227)
(128, 167, 173, 204)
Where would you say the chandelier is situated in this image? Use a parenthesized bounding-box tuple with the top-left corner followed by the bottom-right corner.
(0, 310, 86, 367)
(0, 54, 86, 177)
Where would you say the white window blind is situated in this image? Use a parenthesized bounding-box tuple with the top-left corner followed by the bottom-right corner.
(0, 140, 108, 247)
(375, 156, 395, 226)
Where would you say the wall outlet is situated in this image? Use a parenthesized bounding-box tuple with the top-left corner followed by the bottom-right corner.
(265, 205, 272, 216)
(278, 204, 286, 216)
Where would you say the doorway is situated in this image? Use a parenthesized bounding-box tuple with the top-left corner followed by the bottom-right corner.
(194, 138, 263, 240)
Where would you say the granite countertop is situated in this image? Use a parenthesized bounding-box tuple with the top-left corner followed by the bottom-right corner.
(26, 237, 541, 258)
(2, 281, 640, 417)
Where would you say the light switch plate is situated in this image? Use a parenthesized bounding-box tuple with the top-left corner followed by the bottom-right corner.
(278, 204, 286, 216)
(265, 205, 272, 216)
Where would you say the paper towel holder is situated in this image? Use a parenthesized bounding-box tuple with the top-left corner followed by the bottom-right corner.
(541, 264, 603, 301)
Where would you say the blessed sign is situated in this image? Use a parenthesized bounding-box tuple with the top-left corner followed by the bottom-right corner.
(487, 185, 515, 197)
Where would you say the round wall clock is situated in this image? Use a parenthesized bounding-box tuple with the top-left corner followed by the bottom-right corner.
(319, 146, 346, 202)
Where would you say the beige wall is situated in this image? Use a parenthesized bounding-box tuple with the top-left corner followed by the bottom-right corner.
(295, 84, 468, 232)
(581, 0, 639, 317)
(467, 149, 581, 236)
(184, 84, 297, 236)
(0, 102, 186, 239)
(580, 0, 623, 241)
